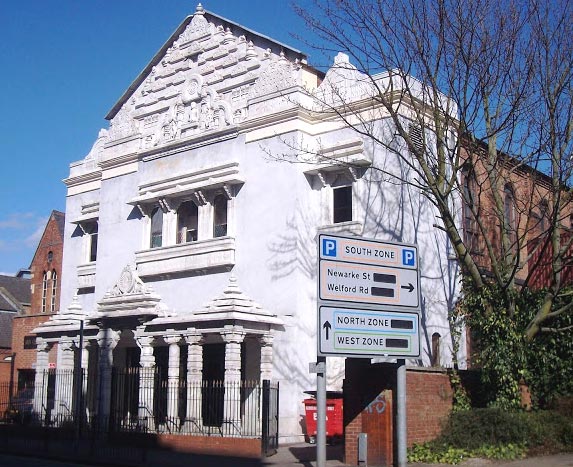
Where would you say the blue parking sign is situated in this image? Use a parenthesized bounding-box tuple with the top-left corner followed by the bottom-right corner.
(402, 249, 415, 266)
(322, 238, 337, 257)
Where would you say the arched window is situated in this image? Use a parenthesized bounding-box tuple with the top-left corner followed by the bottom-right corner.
(213, 194, 228, 238)
(50, 270, 57, 312)
(150, 206, 163, 248)
(41, 271, 48, 313)
(462, 169, 478, 252)
(47, 251, 53, 263)
(538, 200, 549, 234)
(431, 332, 441, 367)
(503, 184, 518, 247)
(177, 201, 199, 243)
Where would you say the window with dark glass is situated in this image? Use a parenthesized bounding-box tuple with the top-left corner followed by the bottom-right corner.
(50, 270, 57, 312)
(85, 222, 98, 262)
(431, 332, 441, 366)
(41, 271, 48, 313)
(47, 251, 53, 263)
(504, 184, 517, 245)
(23, 336, 36, 350)
(213, 195, 228, 237)
(462, 170, 479, 252)
(177, 201, 199, 243)
(333, 186, 353, 223)
(150, 207, 163, 248)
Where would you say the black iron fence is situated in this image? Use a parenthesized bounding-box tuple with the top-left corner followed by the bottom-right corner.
(0, 368, 279, 442)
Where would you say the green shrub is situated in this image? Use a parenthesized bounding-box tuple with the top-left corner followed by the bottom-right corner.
(407, 442, 526, 465)
(438, 408, 530, 449)
(408, 409, 573, 464)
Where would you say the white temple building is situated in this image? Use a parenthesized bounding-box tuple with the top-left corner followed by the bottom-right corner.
(33, 4, 465, 445)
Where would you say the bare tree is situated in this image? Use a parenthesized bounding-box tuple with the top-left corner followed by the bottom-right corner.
(285, 0, 572, 341)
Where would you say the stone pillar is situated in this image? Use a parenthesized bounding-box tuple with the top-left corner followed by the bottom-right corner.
(136, 335, 155, 430)
(80, 340, 90, 420)
(97, 329, 121, 429)
(184, 332, 203, 430)
(163, 208, 177, 246)
(222, 326, 245, 434)
(259, 333, 274, 382)
(165, 334, 181, 427)
(33, 338, 51, 420)
(53, 339, 75, 422)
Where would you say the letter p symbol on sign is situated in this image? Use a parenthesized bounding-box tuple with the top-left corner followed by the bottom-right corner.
(403, 249, 415, 266)
(323, 239, 337, 257)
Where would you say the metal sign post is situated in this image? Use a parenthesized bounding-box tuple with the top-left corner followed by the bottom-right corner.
(316, 233, 421, 467)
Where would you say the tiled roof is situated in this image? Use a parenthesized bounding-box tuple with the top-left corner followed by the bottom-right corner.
(52, 210, 65, 238)
(0, 275, 31, 309)
(0, 311, 15, 348)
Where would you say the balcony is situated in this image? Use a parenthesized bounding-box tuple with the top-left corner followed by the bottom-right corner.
(77, 263, 96, 288)
(135, 236, 235, 277)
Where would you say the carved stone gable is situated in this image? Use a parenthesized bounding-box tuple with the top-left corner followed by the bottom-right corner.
(250, 52, 299, 99)
(96, 265, 170, 321)
(108, 102, 138, 141)
(178, 4, 212, 44)
(109, 265, 147, 297)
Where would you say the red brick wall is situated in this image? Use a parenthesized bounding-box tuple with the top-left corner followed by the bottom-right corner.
(29, 212, 64, 314)
(344, 360, 454, 466)
(11, 314, 57, 382)
(110, 432, 261, 458)
(0, 360, 12, 384)
(344, 359, 394, 467)
(406, 368, 453, 445)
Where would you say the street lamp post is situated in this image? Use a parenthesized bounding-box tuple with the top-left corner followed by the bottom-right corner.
(74, 319, 84, 440)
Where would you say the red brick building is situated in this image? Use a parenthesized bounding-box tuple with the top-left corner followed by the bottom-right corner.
(11, 210, 64, 389)
(0, 273, 31, 384)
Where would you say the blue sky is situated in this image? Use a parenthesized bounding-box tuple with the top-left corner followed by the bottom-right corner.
(0, 1, 314, 275)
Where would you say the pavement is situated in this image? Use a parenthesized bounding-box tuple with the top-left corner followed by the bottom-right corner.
(262, 443, 573, 467)
(0, 444, 572, 466)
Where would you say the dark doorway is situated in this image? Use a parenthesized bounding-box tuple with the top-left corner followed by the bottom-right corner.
(202, 343, 225, 428)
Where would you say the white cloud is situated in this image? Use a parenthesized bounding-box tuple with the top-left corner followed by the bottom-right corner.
(0, 212, 35, 230)
(25, 216, 48, 248)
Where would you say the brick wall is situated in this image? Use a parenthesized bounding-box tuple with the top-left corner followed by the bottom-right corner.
(344, 359, 394, 467)
(0, 360, 11, 384)
(110, 432, 261, 458)
(406, 368, 453, 445)
(11, 314, 57, 383)
(344, 360, 454, 466)
(29, 212, 64, 315)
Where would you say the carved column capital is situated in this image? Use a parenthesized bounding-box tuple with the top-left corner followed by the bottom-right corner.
(164, 334, 181, 346)
(97, 329, 121, 351)
(221, 326, 246, 344)
(259, 332, 274, 347)
(36, 338, 50, 353)
(59, 339, 74, 352)
(184, 332, 203, 346)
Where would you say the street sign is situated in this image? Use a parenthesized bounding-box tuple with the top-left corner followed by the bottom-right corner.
(319, 260, 419, 308)
(318, 306, 420, 358)
(318, 234, 420, 310)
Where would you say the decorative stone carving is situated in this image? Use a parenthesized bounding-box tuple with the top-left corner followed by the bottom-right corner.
(84, 128, 108, 166)
(182, 74, 205, 103)
(108, 103, 138, 141)
(178, 4, 212, 44)
(250, 52, 298, 99)
(314, 52, 375, 106)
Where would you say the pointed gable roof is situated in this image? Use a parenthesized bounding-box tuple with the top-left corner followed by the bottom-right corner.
(105, 3, 307, 121)
(29, 210, 65, 268)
